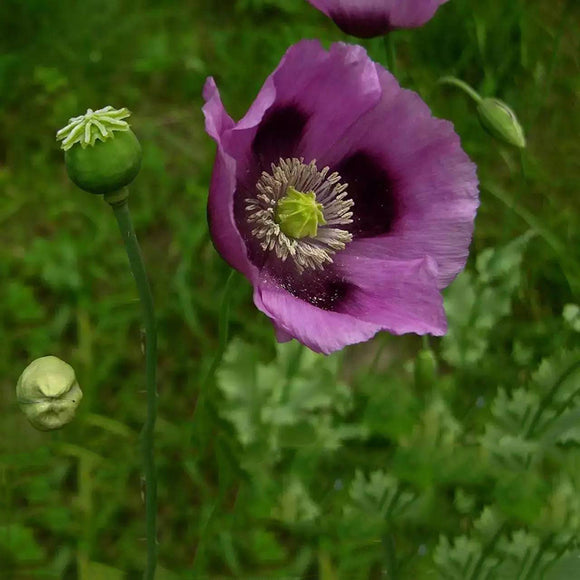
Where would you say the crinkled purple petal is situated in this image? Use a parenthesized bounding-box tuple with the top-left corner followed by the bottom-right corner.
(307, 0, 449, 37)
(333, 251, 447, 335)
(255, 275, 380, 354)
(289, 42, 382, 164)
(320, 65, 479, 288)
(202, 78, 257, 280)
(223, 40, 383, 189)
(203, 77, 234, 138)
(204, 41, 386, 274)
(273, 324, 294, 343)
(254, 252, 445, 353)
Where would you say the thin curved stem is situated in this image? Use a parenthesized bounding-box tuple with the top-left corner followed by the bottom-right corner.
(381, 486, 403, 580)
(200, 269, 236, 390)
(438, 76, 482, 104)
(482, 181, 578, 294)
(382, 533, 398, 580)
(190, 269, 236, 439)
(528, 0, 571, 132)
(280, 341, 304, 404)
(110, 196, 158, 580)
(526, 358, 580, 437)
(468, 523, 506, 580)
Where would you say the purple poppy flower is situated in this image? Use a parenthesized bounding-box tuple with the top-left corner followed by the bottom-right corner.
(306, 0, 449, 38)
(202, 41, 478, 354)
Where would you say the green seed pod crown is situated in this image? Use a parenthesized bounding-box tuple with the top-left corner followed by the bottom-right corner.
(57, 106, 142, 195)
(17, 356, 83, 431)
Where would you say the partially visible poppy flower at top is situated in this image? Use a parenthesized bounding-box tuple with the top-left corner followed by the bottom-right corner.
(202, 41, 478, 354)
(306, 0, 449, 38)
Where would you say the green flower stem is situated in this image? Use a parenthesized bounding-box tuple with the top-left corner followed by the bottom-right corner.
(482, 181, 579, 294)
(190, 269, 236, 442)
(381, 486, 403, 580)
(382, 533, 398, 579)
(200, 269, 236, 390)
(468, 522, 506, 580)
(438, 76, 482, 104)
(280, 341, 304, 404)
(528, 0, 571, 132)
(108, 190, 158, 580)
(526, 357, 580, 438)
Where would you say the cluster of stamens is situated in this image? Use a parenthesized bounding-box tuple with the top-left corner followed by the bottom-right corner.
(245, 158, 354, 271)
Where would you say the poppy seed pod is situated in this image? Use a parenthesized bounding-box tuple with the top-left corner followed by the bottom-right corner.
(16, 356, 83, 431)
(57, 106, 142, 195)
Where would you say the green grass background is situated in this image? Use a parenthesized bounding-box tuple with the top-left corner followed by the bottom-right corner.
(0, 0, 579, 578)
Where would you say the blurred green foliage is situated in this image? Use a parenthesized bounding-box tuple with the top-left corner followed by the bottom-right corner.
(0, 0, 579, 577)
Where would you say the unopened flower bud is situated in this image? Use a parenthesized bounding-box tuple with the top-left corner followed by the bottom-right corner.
(57, 106, 142, 195)
(477, 98, 526, 149)
(414, 348, 438, 390)
(438, 77, 525, 149)
(16, 356, 82, 431)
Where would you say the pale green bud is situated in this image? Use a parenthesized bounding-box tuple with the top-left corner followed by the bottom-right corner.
(477, 98, 526, 149)
(16, 356, 82, 431)
(275, 186, 326, 239)
(57, 106, 142, 195)
(438, 77, 526, 149)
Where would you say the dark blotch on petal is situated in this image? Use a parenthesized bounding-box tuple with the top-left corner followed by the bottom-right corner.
(330, 10, 392, 39)
(336, 151, 398, 237)
(287, 277, 351, 311)
(270, 266, 351, 312)
(252, 104, 308, 169)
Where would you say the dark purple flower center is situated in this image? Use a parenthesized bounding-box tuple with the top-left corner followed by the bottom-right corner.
(252, 105, 309, 169)
(335, 152, 398, 238)
(278, 270, 351, 311)
(238, 105, 401, 313)
(245, 158, 354, 272)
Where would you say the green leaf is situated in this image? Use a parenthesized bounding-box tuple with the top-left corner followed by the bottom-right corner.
(433, 535, 484, 579)
(272, 478, 320, 524)
(442, 233, 532, 367)
(82, 561, 125, 580)
(532, 350, 580, 408)
(544, 553, 580, 580)
(347, 470, 415, 519)
(473, 506, 505, 539)
(0, 524, 45, 564)
(217, 339, 363, 466)
(490, 388, 541, 434)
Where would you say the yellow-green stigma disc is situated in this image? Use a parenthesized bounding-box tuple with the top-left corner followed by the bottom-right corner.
(275, 186, 326, 239)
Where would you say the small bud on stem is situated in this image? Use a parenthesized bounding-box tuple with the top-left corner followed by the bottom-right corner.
(438, 76, 526, 149)
(477, 98, 526, 149)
